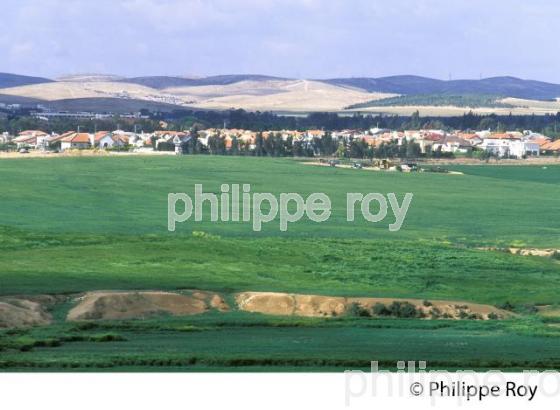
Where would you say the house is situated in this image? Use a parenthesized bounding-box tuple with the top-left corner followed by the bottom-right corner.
(432, 135, 472, 153)
(416, 132, 443, 153)
(306, 130, 324, 140)
(479, 136, 539, 158)
(541, 139, 560, 154)
(0, 132, 13, 144)
(151, 131, 188, 149)
(13, 130, 49, 149)
(93, 131, 129, 149)
(458, 133, 483, 146)
(60, 132, 92, 151)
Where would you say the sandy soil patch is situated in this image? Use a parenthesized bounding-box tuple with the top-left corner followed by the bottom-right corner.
(536, 305, 560, 318)
(67, 291, 229, 321)
(0, 296, 55, 328)
(235, 292, 509, 319)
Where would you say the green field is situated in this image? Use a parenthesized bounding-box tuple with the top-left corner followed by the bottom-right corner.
(1, 156, 559, 371)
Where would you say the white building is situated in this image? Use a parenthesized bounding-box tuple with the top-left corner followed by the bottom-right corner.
(0, 132, 12, 144)
(60, 132, 92, 151)
(432, 135, 471, 153)
(480, 138, 539, 158)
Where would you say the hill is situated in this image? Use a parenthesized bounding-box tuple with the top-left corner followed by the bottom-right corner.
(120, 74, 288, 89)
(323, 75, 560, 100)
(347, 93, 515, 109)
(43, 97, 191, 113)
(2, 72, 560, 114)
(0, 72, 53, 89)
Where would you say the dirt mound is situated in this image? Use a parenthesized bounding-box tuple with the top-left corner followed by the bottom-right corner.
(347, 297, 509, 319)
(236, 292, 296, 316)
(293, 294, 346, 317)
(67, 291, 229, 321)
(235, 292, 347, 317)
(236, 292, 509, 320)
(0, 297, 52, 328)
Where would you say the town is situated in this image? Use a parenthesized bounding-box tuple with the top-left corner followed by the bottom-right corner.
(3, 125, 560, 160)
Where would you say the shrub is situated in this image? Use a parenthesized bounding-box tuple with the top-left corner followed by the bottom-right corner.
(372, 303, 391, 316)
(499, 301, 515, 311)
(430, 307, 442, 319)
(487, 312, 499, 320)
(423, 300, 433, 307)
(89, 333, 127, 342)
(388, 301, 420, 318)
(348, 302, 371, 317)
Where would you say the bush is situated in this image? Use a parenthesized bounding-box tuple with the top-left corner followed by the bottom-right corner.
(430, 307, 442, 319)
(372, 303, 391, 316)
(423, 300, 433, 307)
(348, 302, 371, 317)
(388, 301, 420, 318)
(487, 312, 499, 320)
(89, 333, 127, 342)
(499, 301, 515, 311)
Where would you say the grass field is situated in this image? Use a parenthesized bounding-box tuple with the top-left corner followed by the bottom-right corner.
(0, 156, 559, 371)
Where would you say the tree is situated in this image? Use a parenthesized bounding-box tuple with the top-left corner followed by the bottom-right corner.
(335, 142, 347, 158)
(230, 136, 240, 155)
(255, 132, 264, 156)
(406, 141, 421, 159)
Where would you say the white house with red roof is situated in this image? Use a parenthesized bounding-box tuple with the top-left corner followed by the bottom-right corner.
(60, 132, 92, 151)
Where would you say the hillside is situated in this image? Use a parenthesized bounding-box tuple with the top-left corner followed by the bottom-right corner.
(0, 77, 391, 112)
(347, 94, 515, 109)
(120, 74, 288, 89)
(324, 75, 560, 100)
(2, 72, 560, 114)
(0, 72, 53, 89)
(44, 97, 190, 113)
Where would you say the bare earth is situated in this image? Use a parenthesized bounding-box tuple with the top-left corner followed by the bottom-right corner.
(0, 295, 64, 328)
(67, 290, 229, 321)
(235, 291, 510, 319)
(3, 78, 560, 114)
(0, 79, 394, 112)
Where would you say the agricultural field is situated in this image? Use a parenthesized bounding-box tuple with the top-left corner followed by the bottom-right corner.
(0, 156, 559, 371)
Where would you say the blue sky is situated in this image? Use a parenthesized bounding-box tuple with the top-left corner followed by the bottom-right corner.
(1, 0, 559, 81)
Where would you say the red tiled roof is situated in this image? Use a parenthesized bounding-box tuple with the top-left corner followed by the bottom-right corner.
(61, 133, 91, 143)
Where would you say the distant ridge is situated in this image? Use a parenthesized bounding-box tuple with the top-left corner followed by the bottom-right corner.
(321, 75, 560, 100)
(1, 72, 560, 114)
(0, 73, 53, 89)
(119, 74, 289, 89)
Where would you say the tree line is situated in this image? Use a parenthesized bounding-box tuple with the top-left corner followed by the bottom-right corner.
(163, 130, 448, 160)
(2, 108, 560, 139)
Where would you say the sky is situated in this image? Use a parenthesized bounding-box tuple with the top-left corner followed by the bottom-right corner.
(1, 0, 559, 82)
